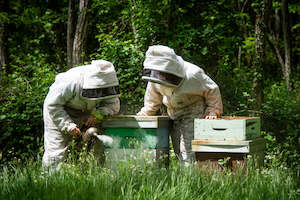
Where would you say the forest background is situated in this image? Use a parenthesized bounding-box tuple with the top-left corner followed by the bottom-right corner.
(0, 0, 299, 171)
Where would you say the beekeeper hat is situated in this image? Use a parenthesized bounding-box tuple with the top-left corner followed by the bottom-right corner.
(83, 60, 119, 89)
(142, 45, 185, 87)
(81, 60, 120, 100)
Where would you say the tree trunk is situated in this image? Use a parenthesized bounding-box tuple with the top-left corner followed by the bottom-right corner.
(265, 0, 291, 90)
(237, 0, 250, 68)
(281, 0, 291, 90)
(0, 1, 7, 85)
(0, 20, 5, 85)
(67, 0, 75, 68)
(252, 2, 265, 110)
(72, 0, 89, 67)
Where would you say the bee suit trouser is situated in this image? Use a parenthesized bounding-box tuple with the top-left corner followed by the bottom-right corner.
(170, 104, 206, 165)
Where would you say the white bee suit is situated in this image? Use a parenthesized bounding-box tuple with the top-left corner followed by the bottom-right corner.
(138, 45, 223, 164)
(42, 60, 120, 167)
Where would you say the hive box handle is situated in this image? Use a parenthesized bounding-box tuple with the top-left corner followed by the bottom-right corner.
(212, 128, 227, 131)
(246, 121, 256, 126)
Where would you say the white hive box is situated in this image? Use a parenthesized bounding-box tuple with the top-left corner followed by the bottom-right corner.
(192, 138, 266, 166)
(194, 116, 261, 140)
(191, 138, 266, 154)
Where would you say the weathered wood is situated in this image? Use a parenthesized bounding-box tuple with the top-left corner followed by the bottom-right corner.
(102, 115, 171, 128)
(192, 138, 265, 169)
(192, 138, 265, 153)
(195, 152, 247, 172)
(194, 116, 261, 140)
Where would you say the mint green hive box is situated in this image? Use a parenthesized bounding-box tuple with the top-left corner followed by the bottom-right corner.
(102, 115, 171, 166)
(192, 116, 265, 169)
(194, 116, 261, 140)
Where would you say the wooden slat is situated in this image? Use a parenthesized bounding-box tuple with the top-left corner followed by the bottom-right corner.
(192, 138, 265, 145)
(192, 138, 265, 153)
(102, 115, 171, 128)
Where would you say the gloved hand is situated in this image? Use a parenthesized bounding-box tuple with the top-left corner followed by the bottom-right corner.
(136, 111, 146, 116)
(82, 127, 98, 142)
(69, 126, 81, 138)
(85, 115, 99, 127)
(204, 115, 217, 119)
(203, 112, 218, 119)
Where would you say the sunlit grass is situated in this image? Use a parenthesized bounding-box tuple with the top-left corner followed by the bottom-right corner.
(0, 149, 299, 200)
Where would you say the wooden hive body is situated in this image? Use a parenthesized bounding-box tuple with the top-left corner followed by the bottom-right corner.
(102, 115, 171, 167)
(194, 116, 261, 140)
(192, 138, 266, 168)
(102, 115, 171, 149)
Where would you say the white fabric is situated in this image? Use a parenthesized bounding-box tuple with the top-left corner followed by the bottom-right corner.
(83, 60, 119, 89)
(137, 45, 223, 164)
(42, 60, 120, 167)
(138, 47, 223, 119)
(143, 45, 185, 78)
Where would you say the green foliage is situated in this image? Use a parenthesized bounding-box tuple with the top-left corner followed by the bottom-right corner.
(91, 32, 146, 113)
(89, 0, 150, 113)
(262, 82, 300, 169)
(0, 52, 56, 163)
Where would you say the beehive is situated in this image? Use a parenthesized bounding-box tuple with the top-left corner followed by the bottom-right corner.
(102, 115, 170, 149)
(192, 138, 266, 154)
(194, 116, 261, 140)
(192, 138, 266, 168)
(102, 115, 171, 167)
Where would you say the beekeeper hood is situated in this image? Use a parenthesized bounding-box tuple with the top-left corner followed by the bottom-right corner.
(142, 45, 185, 87)
(81, 60, 120, 100)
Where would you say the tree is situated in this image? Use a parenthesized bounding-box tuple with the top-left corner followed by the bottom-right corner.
(71, 0, 89, 67)
(251, 1, 266, 110)
(265, 0, 292, 90)
(281, 0, 291, 90)
(0, 0, 7, 84)
(67, 0, 75, 68)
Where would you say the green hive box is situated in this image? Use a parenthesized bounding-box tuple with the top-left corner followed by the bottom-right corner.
(194, 116, 261, 141)
(102, 115, 171, 149)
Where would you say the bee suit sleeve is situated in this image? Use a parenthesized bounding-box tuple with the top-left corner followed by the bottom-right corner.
(195, 72, 223, 117)
(137, 82, 163, 116)
(44, 81, 78, 133)
(96, 97, 120, 116)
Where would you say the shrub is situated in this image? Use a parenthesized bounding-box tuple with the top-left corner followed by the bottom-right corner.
(0, 53, 56, 164)
(262, 82, 300, 170)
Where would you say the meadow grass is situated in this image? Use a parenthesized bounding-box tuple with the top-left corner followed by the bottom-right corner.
(0, 150, 299, 200)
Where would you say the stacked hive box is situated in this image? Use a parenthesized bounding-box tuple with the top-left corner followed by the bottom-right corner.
(102, 115, 171, 167)
(192, 116, 266, 170)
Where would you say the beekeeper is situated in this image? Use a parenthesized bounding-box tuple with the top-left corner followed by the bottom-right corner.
(137, 45, 223, 165)
(42, 60, 120, 167)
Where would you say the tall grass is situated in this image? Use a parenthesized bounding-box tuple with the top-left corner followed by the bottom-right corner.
(0, 150, 299, 200)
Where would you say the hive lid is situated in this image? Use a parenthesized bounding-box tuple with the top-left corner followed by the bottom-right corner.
(102, 115, 171, 128)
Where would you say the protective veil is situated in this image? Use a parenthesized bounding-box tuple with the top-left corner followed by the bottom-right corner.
(138, 45, 223, 164)
(42, 60, 120, 167)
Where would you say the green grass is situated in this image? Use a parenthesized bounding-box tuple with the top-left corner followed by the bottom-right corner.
(0, 151, 299, 200)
